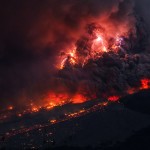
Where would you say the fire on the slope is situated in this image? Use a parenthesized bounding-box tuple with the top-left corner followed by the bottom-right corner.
(1, 77, 149, 122)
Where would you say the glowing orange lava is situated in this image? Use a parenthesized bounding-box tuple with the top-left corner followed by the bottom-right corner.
(50, 119, 57, 124)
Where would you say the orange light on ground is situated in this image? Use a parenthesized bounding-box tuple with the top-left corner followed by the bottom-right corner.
(46, 102, 57, 110)
(72, 94, 87, 104)
(101, 101, 109, 106)
(31, 107, 39, 112)
(50, 119, 57, 124)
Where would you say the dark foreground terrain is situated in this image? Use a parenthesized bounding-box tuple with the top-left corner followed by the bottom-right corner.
(0, 90, 150, 149)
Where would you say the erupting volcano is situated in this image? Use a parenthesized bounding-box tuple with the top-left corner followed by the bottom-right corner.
(0, 0, 150, 117)
(41, 20, 149, 109)
(1, 0, 150, 149)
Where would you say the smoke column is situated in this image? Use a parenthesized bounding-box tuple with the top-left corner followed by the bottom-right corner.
(0, 0, 150, 109)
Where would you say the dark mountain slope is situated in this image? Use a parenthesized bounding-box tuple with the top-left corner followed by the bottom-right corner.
(121, 89, 150, 114)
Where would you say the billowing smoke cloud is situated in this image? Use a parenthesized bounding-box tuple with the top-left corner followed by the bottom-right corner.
(0, 0, 149, 108)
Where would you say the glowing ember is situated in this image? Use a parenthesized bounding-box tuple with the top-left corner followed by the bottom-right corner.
(108, 96, 120, 102)
(31, 107, 39, 112)
(46, 103, 57, 110)
(50, 119, 57, 124)
(18, 114, 22, 117)
(140, 78, 150, 90)
(8, 106, 14, 110)
(127, 88, 137, 95)
(102, 102, 109, 106)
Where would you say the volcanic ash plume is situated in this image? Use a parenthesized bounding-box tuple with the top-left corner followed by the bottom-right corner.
(0, 0, 150, 110)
